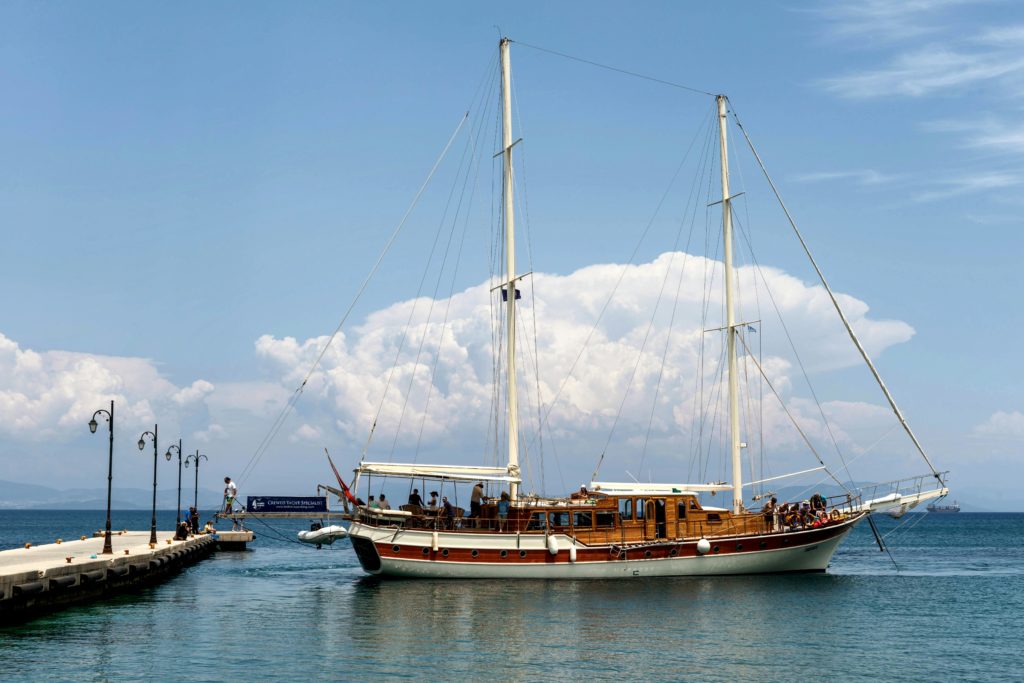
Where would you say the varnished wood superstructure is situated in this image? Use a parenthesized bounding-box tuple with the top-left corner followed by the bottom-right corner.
(346, 491, 865, 578)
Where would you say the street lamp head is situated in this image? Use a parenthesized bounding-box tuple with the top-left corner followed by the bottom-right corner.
(88, 418, 98, 434)
(165, 451, 172, 462)
(137, 438, 145, 451)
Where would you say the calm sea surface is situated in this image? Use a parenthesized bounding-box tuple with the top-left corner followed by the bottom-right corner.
(0, 510, 1020, 682)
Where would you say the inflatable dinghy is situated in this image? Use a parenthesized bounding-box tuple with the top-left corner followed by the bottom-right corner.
(297, 525, 348, 546)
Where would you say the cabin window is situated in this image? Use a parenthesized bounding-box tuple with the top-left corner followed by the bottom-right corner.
(549, 511, 570, 528)
(677, 502, 688, 519)
(619, 498, 633, 520)
(707, 513, 722, 523)
(526, 512, 547, 530)
(572, 511, 593, 529)
(635, 498, 646, 520)
(595, 511, 616, 528)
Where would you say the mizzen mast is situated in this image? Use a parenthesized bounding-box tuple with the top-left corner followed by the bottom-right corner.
(717, 94, 744, 515)
(500, 37, 521, 500)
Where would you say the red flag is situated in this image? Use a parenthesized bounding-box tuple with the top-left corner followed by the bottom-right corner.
(325, 449, 358, 504)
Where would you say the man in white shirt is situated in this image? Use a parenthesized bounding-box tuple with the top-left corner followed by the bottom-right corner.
(223, 477, 237, 514)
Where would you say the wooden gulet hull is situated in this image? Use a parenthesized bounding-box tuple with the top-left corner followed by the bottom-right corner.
(347, 513, 864, 579)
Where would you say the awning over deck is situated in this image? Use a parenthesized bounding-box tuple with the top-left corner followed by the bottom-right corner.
(354, 461, 521, 484)
(590, 481, 734, 496)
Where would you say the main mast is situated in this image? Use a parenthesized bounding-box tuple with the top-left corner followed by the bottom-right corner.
(500, 37, 520, 500)
(717, 95, 744, 515)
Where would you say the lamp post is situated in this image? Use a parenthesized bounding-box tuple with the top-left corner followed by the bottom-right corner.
(165, 439, 182, 527)
(137, 425, 159, 545)
(185, 451, 207, 512)
(88, 401, 115, 555)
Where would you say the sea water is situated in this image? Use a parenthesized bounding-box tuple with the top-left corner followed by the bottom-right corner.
(0, 510, 1020, 682)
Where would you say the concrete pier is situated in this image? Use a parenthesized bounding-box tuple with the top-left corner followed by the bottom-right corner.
(0, 531, 216, 625)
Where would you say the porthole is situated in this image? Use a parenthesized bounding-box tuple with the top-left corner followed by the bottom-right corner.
(713, 545, 720, 553)
(760, 541, 767, 549)
(736, 543, 743, 551)
(519, 550, 527, 558)
(500, 550, 508, 559)
(644, 550, 652, 558)
(471, 549, 479, 558)
(421, 547, 430, 556)
(782, 538, 790, 546)
(669, 548, 678, 557)
(392, 545, 401, 553)
(441, 549, 449, 557)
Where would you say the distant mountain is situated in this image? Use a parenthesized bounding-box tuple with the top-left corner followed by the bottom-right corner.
(0, 479, 223, 510)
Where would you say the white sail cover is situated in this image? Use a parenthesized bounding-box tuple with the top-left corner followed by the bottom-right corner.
(355, 461, 521, 484)
(591, 481, 734, 496)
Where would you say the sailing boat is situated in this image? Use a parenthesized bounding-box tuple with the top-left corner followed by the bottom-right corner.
(344, 38, 948, 578)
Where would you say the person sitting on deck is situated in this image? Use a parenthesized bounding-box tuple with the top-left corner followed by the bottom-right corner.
(174, 520, 190, 540)
(427, 491, 439, 509)
(571, 486, 589, 500)
(368, 495, 380, 509)
(203, 520, 216, 534)
(379, 494, 391, 510)
(408, 489, 424, 507)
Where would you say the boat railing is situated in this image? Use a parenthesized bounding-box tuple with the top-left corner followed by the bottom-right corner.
(852, 471, 949, 511)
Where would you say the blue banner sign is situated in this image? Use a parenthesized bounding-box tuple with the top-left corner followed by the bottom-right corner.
(246, 496, 328, 513)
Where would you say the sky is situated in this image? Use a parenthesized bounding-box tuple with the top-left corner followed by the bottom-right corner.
(1, 1, 1022, 509)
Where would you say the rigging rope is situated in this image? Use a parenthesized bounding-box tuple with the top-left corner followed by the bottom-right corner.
(512, 40, 716, 97)
(736, 332, 849, 492)
(728, 100, 944, 487)
(237, 113, 470, 487)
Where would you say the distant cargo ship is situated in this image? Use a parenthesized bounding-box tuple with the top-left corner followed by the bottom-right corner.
(927, 501, 961, 513)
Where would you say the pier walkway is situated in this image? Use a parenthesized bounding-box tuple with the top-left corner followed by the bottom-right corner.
(0, 531, 216, 624)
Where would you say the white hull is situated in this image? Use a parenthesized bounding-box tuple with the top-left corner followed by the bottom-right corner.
(348, 519, 859, 579)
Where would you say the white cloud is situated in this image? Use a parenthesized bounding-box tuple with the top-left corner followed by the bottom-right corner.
(912, 171, 1023, 201)
(173, 379, 215, 406)
(254, 253, 916, 484)
(817, 0, 988, 43)
(194, 423, 228, 443)
(290, 423, 323, 443)
(791, 169, 898, 186)
(925, 117, 1024, 155)
(820, 45, 1024, 99)
(0, 332, 215, 440)
(973, 410, 1024, 439)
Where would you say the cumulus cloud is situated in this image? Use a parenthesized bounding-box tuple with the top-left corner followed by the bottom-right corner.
(0, 332, 220, 442)
(973, 410, 1024, 439)
(194, 423, 228, 443)
(255, 252, 916, 484)
(290, 423, 323, 443)
(173, 380, 215, 406)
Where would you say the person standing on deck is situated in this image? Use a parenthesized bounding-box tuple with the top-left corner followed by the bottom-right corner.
(470, 482, 485, 520)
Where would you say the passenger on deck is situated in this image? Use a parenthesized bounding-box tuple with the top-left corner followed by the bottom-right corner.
(470, 482, 485, 520)
(440, 496, 455, 529)
(379, 494, 391, 510)
(761, 497, 777, 532)
(368, 495, 380, 509)
(427, 491, 439, 510)
(571, 486, 589, 500)
(497, 492, 510, 532)
(408, 489, 424, 507)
